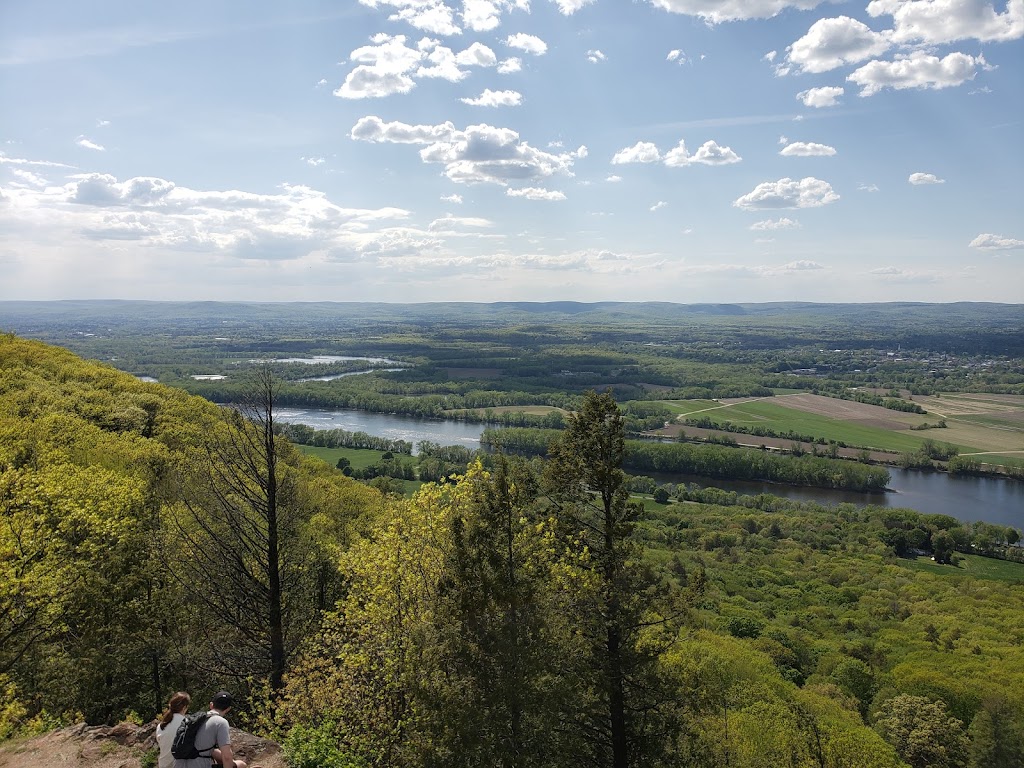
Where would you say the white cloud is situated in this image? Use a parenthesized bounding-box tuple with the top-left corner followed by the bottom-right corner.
(848, 51, 991, 96)
(428, 214, 493, 231)
(664, 139, 741, 166)
(734, 177, 839, 209)
(551, 0, 596, 13)
(858, 182, 880, 192)
(76, 136, 106, 151)
(335, 34, 497, 99)
(783, 260, 824, 270)
(606, 175, 622, 182)
(388, 3, 462, 35)
(779, 141, 836, 157)
(867, 0, 1024, 45)
(969, 233, 1024, 250)
(587, 49, 607, 63)
(7, 171, 415, 262)
(611, 141, 662, 164)
(303, 156, 326, 166)
(506, 33, 548, 55)
(351, 115, 458, 143)
(796, 86, 844, 107)
(353, 120, 583, 185)
(461, 88, 523, 106)
(648, 0, 826, 24)
(908, 172, 944, 184)
(506, 187, 567, 200)
(783, 16, 891, 74)
(9, 169, 48, 187)
(0, 153, 74, 169)
(96, 119, 111, 127)
(497, 56, 522, 73)
(462, 0, 503, 32)
(750, 217, 801, 230)
(441, 193, 463, 203)
(667, 49, 684, 61)
(650, 201, 667, 211)
(455, 41, 498, 67)
(316, 78, 328, 87)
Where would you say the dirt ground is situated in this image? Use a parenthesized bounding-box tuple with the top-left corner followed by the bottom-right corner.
(721, 393, 916, 429)
(0, 722, 285, 768)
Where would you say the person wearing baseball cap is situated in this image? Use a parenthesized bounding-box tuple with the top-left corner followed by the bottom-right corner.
(172, 690, 247, 768)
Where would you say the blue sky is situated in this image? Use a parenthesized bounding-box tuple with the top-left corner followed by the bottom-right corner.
(1, 0, 1022, 303)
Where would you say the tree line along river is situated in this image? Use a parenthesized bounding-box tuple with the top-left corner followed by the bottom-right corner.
(275, 406, 1023, 528)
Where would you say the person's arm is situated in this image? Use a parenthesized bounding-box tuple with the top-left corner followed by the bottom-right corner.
(218, 743, 235, 767)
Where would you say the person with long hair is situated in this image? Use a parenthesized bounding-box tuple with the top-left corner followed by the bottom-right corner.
(155, 692, 191, 768)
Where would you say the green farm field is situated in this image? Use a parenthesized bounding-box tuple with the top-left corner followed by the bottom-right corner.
(900, 553, 1024, 584)
(297, 445, 423, 495)
(657, 393, 1024, 463)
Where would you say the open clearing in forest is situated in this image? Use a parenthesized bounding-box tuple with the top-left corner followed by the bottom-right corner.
(900, 553, 1024, 584)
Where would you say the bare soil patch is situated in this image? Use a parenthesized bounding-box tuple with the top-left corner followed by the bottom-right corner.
(0, 722, 284, 768)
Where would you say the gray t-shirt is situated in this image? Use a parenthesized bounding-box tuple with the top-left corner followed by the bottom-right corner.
(171, 710, 231, 768)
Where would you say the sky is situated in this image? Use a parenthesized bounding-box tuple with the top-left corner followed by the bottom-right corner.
(1, 0, 1022, 304)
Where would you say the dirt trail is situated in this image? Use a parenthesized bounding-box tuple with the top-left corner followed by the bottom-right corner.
(0, 722, 285, 768)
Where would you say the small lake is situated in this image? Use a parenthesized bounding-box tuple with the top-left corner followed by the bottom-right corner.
(277, 406, 1023, 527)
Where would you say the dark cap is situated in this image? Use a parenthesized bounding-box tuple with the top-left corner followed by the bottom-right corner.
(212, 690, 233, 709)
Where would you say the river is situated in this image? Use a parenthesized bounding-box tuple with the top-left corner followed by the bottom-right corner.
(276, 406, 1023, 527)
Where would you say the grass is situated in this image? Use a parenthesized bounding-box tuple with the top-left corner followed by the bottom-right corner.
(900, 553, 1024, 584)
(297, 445, 424, 497)
(297, 445, 403, 470)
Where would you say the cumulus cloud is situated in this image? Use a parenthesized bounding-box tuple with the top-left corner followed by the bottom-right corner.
(352, 117, 584, 185)
(650, 201, 668, 211)
(783, 259, 824, 270)
(461, 0, 503, 32)
(506, 187, 567, 200)
(506, 33, 548, 55)
(440, 193, 463, 203)
(848, 51, 991, 96)
(460, 88, 523, 106)
(335, 35, 497, 99)
(9, 169, 48, 187)
(611, 142, 662, 164)
(351, 115, 458, 143)
(908, 172, 944, 184)
(387, 2, 462, 35)
(867, 0, 1024, 45)
(796, 86, 844, 107)
(587, 49, 607, 63)
(551, 0, 596, 13)
(858, 182, 880, 192)
(428, 214, 493, 231)
(75, 136, 106, 151)
(648, 0, 826, 23)
(782, 16, 891, 74)
(6, 171, 417, 263)
(303, 156, 326, 166)
(606, 175, 622, 182)
(750, 217, 801, 230)
(733, 177, 839, 209)
(664, 139, 741, 166)
(969, 233, 1024, 250)
(779, 141, 836, 157)
(497, 57, 522, 73)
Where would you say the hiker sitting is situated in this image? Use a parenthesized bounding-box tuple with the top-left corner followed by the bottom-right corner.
(172, 690, 247, 768)
(156, 692, 191, 768)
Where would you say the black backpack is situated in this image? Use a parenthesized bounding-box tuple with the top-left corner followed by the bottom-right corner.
(171, 710, 214, 760)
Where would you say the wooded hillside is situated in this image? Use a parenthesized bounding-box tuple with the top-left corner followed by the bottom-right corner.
(1, 334, 1022, 768)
